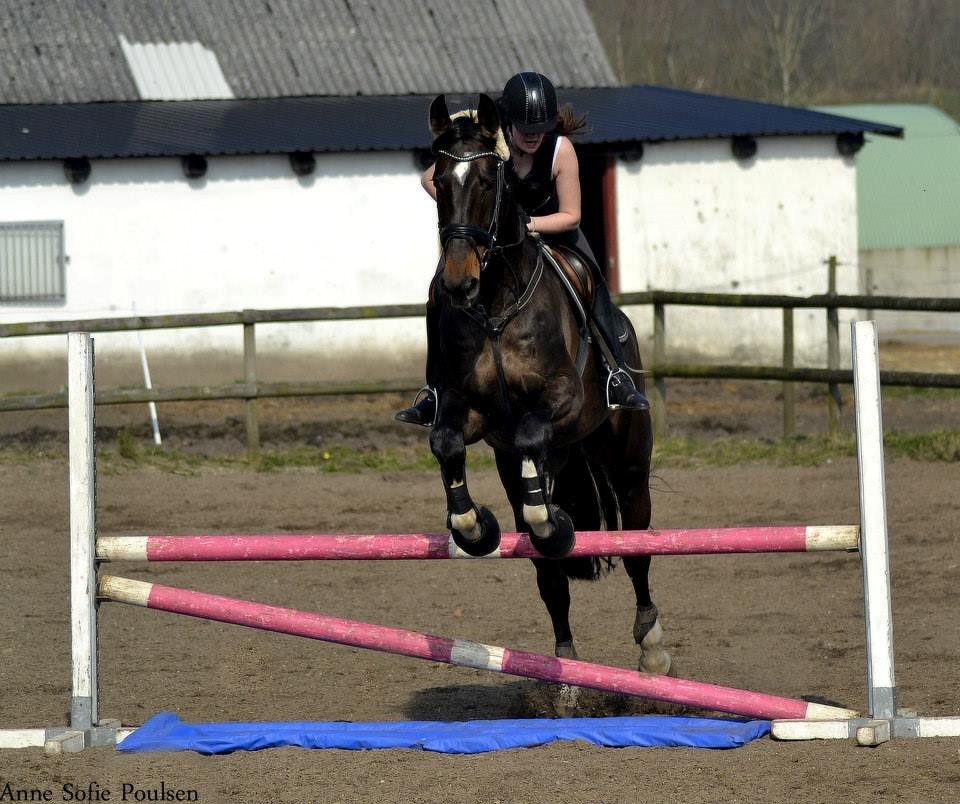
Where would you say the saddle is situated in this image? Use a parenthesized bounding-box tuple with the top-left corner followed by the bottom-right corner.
(538, 242, 600, 376)
(543, 243, 596, 310)
(540, 242, 629, 375)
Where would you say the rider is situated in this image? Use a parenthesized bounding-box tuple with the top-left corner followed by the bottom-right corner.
(395, 71, 649, 426)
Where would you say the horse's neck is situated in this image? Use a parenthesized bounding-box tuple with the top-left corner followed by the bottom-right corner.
(478, 237, 539, 313)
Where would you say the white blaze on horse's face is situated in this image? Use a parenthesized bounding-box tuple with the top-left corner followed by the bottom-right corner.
(452, 160, 472, 185)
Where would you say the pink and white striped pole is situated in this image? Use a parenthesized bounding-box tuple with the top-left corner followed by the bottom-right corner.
(99, 575, 857, 722)
(96, 525, 859, 562)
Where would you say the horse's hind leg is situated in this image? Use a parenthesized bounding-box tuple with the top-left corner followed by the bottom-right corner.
(624, 556, 671, 675)
(603, 413, 672, 676)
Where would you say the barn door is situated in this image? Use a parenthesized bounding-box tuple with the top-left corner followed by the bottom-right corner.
(578, 150, 618, 291)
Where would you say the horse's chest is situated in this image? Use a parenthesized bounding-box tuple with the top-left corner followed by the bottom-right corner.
(468, 331, 546, 396)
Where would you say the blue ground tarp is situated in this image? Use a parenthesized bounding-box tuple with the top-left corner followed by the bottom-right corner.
(118, 712, 770, 754)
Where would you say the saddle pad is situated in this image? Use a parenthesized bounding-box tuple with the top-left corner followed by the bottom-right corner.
(118, 711, 770, 754)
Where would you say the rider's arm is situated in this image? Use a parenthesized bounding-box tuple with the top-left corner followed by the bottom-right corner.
(527, 137, 581, 235)
(421, 163, 438, 201)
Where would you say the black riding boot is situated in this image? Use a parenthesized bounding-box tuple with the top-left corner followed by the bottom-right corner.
(592, 284, 650, 412)
(396, 295, 441, 427)
(395, 387, 438, 427)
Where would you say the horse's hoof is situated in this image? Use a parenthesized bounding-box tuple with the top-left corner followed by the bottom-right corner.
(635, 607, 672, 676)
(529, 506, 575, 558)
(555, 641, 578, 660)
(449, 506, 501, 557)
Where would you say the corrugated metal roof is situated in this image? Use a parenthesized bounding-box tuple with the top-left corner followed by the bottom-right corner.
(816, 104, 960, 250)
(0, 86, 902, 162)
(0, 0, 617, 103)
(571, 86, 901, 143)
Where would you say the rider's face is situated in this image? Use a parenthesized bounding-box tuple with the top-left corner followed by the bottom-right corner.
(510, 126, 545, 155)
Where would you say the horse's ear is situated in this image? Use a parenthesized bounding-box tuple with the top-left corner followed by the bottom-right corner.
(429, 95, 451, 137)
(476, 93, 501, 140)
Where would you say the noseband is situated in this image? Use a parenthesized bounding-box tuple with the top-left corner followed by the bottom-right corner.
(435, 148, 505, 272)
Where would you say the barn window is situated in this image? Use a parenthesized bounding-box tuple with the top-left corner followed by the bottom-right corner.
(0, 221, 65, 303)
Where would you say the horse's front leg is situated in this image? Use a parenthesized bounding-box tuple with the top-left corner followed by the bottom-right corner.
(516, 412, 575, 558)
(430, 398, 501, 557)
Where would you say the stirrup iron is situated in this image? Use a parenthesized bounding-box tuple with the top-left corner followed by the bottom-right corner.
(415, 384, 439, 428)
(605, 369, 633, 410)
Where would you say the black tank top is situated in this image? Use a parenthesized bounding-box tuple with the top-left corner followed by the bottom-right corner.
(512, 133, 578, 248)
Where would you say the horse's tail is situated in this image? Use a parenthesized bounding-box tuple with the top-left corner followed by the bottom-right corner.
(552, 446, 619, 581)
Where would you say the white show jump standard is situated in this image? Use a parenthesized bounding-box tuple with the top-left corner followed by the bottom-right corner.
(96, 525, 860, 562)
(9, 322, 960, 753)
(98, 575, 855, 723)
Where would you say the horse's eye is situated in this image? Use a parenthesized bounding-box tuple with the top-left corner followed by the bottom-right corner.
(432, 173, 445, 184)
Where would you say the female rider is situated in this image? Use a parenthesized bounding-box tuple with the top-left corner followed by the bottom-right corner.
(396, 71, 648, 426)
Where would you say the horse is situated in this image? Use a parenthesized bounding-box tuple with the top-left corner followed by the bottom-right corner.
(424, 93, 671, 678)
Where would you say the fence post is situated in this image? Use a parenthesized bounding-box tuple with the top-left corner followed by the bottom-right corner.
(826, 256, 842, 436)
(68, 333, 98, 737)
(243, 319, 260, 460)
(652, 301, 667, 440)
(782, 307, 795, 437)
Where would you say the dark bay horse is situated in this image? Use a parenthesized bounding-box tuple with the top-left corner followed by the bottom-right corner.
(426, 93, 670, 675)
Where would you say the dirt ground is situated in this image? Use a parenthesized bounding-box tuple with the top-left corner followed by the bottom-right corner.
(1, 344, 959, 804)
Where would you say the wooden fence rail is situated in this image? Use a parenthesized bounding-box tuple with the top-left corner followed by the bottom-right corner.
(3, 276, 958, 454)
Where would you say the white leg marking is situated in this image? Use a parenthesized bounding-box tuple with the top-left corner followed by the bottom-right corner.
(638, 618, 672, 676)
(521, 459, 554, 539)
(450, 507, 482, 542)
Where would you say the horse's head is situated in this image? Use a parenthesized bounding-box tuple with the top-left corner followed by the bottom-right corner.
(429, 93, 511, 307)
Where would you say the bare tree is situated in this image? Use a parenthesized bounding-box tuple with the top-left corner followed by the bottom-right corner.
(586, 0, 960, 119)
(741, 0, 828, 104)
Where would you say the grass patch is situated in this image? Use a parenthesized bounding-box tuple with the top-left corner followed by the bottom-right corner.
(6, 431, 959, 473)
(93, 443, 498, 475)
(885, 430, 960, 462)
(653, 434, 856, 468)
(256, 445, 445, 473)
(653, 430, 960, 467)
(0, 445, 65, 463)
(880, 386, 960, 401)
(116, 429, 141, 461)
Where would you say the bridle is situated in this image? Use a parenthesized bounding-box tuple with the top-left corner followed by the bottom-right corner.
(434, 148, 508, 273)
(432, 141, 546, 425)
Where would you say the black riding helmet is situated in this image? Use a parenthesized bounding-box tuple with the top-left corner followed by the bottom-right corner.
(500, 72, 558, 134)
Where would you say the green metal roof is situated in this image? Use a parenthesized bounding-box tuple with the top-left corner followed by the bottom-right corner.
(814, 104, 960, 250)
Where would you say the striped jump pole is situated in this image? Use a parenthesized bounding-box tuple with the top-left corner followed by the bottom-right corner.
(96, 525, 859, 562)
(99, 575, 857, 723)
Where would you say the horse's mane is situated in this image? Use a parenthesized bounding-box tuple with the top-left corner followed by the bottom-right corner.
(436, 109, 510, 161)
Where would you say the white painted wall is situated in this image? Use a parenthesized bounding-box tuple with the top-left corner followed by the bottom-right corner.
(861, 245, 960, 335)
(616, 136, 860, 364)
(1, 138, 861, 392)
(0, 153, 439, 387)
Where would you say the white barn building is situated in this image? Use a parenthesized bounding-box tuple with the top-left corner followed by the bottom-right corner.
(0, 1, 899, 393)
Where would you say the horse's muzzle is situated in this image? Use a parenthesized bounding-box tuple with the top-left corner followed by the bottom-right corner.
(443, 275, 480, 307)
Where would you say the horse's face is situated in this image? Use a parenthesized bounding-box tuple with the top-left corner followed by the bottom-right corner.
(429, 94, 504, 307)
